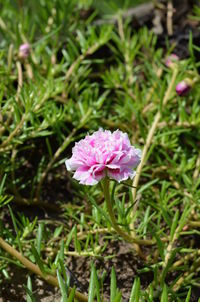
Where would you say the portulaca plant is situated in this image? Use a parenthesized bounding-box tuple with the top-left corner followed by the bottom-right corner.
(65, 128, 142, 245)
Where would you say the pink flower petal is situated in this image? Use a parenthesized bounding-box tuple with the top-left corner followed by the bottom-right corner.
(73, 167, 98, 185)
(65, 129, 141, 185)
(107, 168, 136, 182)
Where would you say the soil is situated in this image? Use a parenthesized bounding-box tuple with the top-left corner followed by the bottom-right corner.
(1, 240, 200, 301)
(0, 267, 60, 302)
(67, 240, 153, 300)
(1, 0, 200, 301)
(0, 240, 154, 302)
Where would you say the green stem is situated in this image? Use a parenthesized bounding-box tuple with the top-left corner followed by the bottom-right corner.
(101, 177, 154, 246)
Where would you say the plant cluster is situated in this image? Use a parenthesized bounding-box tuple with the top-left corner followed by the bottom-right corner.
(0, 1, 200, 301)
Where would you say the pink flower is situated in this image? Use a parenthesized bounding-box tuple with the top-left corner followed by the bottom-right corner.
(176, 80, 191, 96)
(165, 54, 179, 68)
(65, 129, 141, 185)
(19, 43, 30, 59)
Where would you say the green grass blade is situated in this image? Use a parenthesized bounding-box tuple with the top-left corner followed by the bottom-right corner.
(161, 284, 168, 302)
(129, 277, 140, 302)
(57, 269, 68, 301)
(110, 267, 117, 302)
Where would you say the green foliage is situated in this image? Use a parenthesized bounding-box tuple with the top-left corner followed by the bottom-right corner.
(25, 276, 37, 302)
(0, 1, 200, 301)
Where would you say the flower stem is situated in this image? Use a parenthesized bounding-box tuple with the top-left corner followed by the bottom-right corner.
(101, 177, 153, 247)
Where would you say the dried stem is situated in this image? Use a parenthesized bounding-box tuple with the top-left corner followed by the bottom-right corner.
(193, 153, 200, 180)
(16, 61, 23, 98)
(45, 247, 102, 259)
(0, 17, 15, 39)
(66, 42, 102, 81)
(0, 61, 24, 140)
(145, 67, 163, 103)
(25, 63, 34, 79)
(7, 44, 14, 71)
(130, 67, 178, 257)
(172, 249, 200, 270)
(0, 115, 26, 148)
(173, 256, 200, 292)
(167, 1, 173, 36)
(117, 17, 134, 86)
(77, 227, 113, 240)
(0, 237, 88, 302)
(162, 226, 178, 270)
(131, 67, 178, 211)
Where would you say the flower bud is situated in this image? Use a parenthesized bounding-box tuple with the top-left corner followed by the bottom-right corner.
(18, 43, 30, 59)
(176, 79, 192, 96)
(165, 54, 179, 68)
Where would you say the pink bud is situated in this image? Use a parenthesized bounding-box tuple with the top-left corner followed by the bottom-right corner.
(165, 54, 179, 68)
(182, 225, 189, 231)
(19, 43, 30, 59)
(176, 80, 191, 96)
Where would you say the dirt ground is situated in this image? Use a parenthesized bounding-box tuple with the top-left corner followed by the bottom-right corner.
(1, 239, 200, 301)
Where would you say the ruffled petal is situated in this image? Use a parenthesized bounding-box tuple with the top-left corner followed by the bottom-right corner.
(107, 168, 136, 182)
(91, 164, 106, 181)
(65, 129, 141, 185)
(73, 167, 98, 185)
